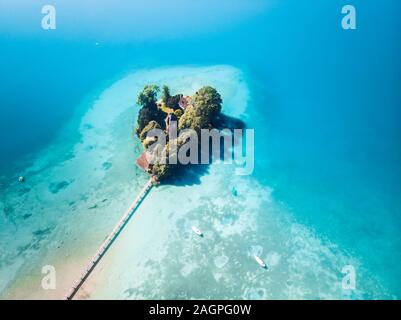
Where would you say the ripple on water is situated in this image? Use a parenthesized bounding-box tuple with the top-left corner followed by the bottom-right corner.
(266, 252, 281, 267)
(214, 255, 229, 269)
(221, 214, 235, 226)
(249, 245, 263, 256)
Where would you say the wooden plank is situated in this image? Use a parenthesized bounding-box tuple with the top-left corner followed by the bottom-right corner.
(64, 178, 153, 300)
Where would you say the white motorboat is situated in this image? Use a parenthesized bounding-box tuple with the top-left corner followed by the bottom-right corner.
(191, 226, 203, 237)
(254, 255, 267, 268)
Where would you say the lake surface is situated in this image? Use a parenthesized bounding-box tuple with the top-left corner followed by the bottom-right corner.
(0, 0, 400, 299)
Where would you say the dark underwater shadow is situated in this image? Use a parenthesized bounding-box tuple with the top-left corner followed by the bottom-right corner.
(162, 163, 210, 186)
(214, 113, 246, 130)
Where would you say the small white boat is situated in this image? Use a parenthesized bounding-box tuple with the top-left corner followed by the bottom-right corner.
(191, 226, 203, 236)
(18, 176, 25, 183)
(254, 255, 267, 268)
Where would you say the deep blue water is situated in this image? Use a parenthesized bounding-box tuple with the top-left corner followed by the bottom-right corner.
(0, 0, 400, 297)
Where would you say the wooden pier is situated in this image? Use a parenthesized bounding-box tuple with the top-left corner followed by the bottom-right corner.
(64, 178, 154, 300)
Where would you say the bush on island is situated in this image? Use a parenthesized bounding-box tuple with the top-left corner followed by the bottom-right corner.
(139, 120, 161, 142)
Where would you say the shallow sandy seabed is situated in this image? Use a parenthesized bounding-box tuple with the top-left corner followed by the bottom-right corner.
(0, 66, 391, 299)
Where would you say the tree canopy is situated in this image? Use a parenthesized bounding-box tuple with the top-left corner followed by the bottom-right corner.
(137, 84, 160, 108)
(135, 84, 223, 181)
(161, 85, 171, 103)
(136, 85, 165, 135)
(193, 86, 222, 116)
(178, 86, 222, 132)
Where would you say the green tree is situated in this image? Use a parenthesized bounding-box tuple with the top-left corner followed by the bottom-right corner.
(139, 120, 161, 142)
(193, 86, 222, 115)
(174, 109, 183, 120)
(178, 105, 210, 132)
(137, 85, 160, 108)
(161, 85, 171, 103)
(178, 86, 222, 132)
(166, 94, 182, 110)
(136, 85, 165, 136)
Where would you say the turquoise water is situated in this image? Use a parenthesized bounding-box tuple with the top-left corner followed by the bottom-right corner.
(0, 0, 400, 299)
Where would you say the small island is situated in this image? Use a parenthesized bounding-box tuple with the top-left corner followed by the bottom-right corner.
(134, 84, 223, 181)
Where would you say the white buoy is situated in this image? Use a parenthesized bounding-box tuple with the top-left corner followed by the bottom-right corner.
(191, 226, 203, 237)
(18, 176, 25, 183)
(254, 255, 267, 268)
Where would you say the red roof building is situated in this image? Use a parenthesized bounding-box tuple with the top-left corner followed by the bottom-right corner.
(136, 152, 151, 172)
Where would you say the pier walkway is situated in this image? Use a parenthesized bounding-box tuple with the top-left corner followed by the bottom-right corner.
(64, 178, 154, 300)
